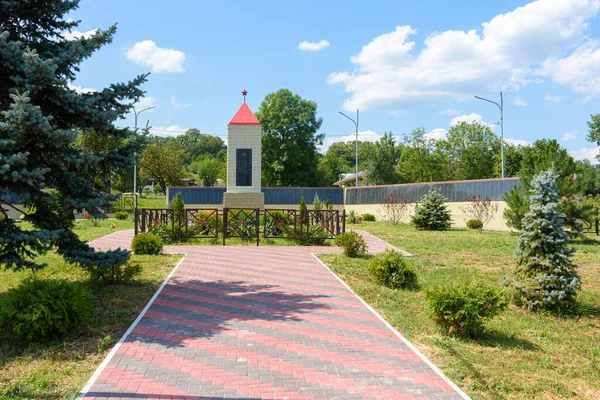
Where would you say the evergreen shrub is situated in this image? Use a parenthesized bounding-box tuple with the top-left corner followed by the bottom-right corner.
(411, 188, 451, 230)
(507, 169, 581, 312)
(426, 283, 507, 337)
(131, 233, 163, 255)
(0, 277, 94, 342)
(334, 231, 367, 258)
(368, 250, 418, 289)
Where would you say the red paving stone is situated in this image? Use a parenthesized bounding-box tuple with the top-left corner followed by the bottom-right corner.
(81, 230, 468, 400)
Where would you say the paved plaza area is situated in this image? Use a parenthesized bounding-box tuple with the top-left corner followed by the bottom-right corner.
(81, 230, 468, 399)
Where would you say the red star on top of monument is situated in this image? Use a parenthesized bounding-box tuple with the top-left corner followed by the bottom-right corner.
(230, 90, 260, 125)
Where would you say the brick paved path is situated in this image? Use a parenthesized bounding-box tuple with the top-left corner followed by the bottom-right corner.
(81, 230, 468, 400)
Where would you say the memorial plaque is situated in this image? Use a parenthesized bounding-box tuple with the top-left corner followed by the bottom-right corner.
(236, 148, 252, 186)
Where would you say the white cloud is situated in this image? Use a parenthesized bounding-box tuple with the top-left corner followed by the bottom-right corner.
(539, 40, 600, 97)
(424, 128, 447, 141)
(514, 96, 528, 106)
(562, 130, 578, 141)
(67, 82, 95, 94)
(126, 40, 185, 73)
(149, 125, 187, 137)
(570, 146, 600, 163)
(545, 93, 564, 104)
(170, 96, 193, 108)
(504, 138, 530, 147)
(63, 29, 98, 41)
(298, 40, 330, 51)
(438, 109, 461, 116)
(450, 113, 485, 126)
(328, 0, 600, 111)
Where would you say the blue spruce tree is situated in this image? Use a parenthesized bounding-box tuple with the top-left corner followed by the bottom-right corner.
(0, 1, 148, 270)
(510, 169, 581, 311)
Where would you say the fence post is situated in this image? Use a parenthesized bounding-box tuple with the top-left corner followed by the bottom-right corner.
(222, 208, 228, 246)
(141, 209, 146, 233)
(256, 208, 260, 246)
(342, 209, 346, 233)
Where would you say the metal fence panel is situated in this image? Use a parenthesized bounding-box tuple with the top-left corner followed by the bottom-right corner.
(345, 178, 521, 204)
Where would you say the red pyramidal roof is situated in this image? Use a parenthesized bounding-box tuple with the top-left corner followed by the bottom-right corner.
(229, 102, 260, 125)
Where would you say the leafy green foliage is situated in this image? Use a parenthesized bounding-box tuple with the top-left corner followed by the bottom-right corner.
(195, 155, 225, 187)
(334, 231, 367, 258)
(411, 188, 452, 230)
(347, 210, 360, 224)
(139, 141, 185, 192)
(0, 1, 144, 271)
(587, 113, 600, 148)
(399, 128, 447, 183)
(257, 89, 324, 187)
(0, 277, 94, 342)
(362, 213, 376, 222)
(508, 169, 581, 312)
(368, 250, 418, 289)
(175, 128, 225, 164)
(466, 219, 483, 230)
(441, 122, 501, 180)
(426, 283, 508, 337)
(114, 212, 128, 220)
(131, 233, 163, 255)
(88, 260, 142, 285)
(365, 132, 400, 185)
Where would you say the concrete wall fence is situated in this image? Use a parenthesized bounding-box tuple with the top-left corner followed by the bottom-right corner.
(345, 177, 521, 204)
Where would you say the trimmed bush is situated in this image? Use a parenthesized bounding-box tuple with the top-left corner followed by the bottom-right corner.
(131, 232, 163, 255)
(334, 231, 367, 258)
(466, 219, 483, 230)
(0, 277, 94, 342)
(426, 283, 508, 337)
(114, 211, 128, 220)
(411, 188, 452, 230)
(368, 250, 418, 289)
(88, 261, 142, 285)
(362, 213, 376, 222)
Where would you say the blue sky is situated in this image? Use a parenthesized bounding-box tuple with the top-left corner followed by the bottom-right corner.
(67, 0, 600, 162)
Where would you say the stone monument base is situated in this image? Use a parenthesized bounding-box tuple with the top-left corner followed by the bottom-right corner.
(222, 192, 265, 210)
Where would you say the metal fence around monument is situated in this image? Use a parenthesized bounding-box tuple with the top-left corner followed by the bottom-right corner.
(134, 207, 346, 244)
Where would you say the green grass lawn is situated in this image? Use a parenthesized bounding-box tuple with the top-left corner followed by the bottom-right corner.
(0, 219, 181, 399)
(319, 222, 600, 400)
(137, 193, 167, 208)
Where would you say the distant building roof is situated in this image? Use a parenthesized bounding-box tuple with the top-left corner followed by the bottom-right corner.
(333, 171, 367, 187)
(229, 102, 260, 125)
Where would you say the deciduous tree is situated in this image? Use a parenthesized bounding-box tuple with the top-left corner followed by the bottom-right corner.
(140, 142, 185, 191)
(257, 89, 324, 187)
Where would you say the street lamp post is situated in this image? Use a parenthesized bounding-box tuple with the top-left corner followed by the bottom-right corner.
(132, 106, 155, 199)
(474, 92, 504, 178)
(338, 109, 359, 187)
